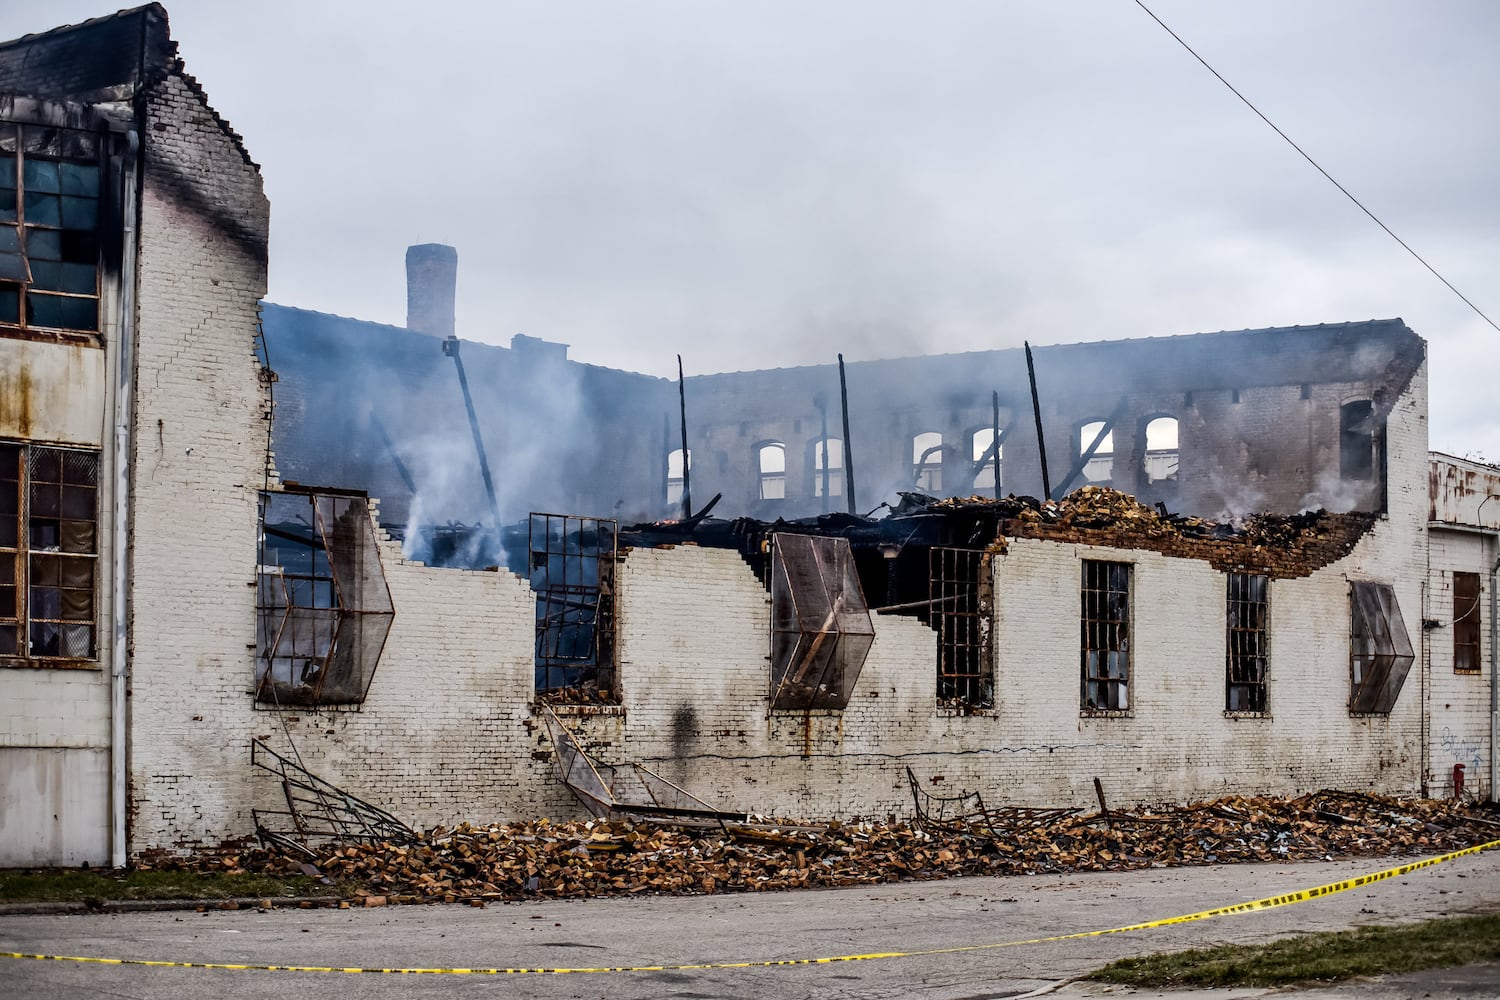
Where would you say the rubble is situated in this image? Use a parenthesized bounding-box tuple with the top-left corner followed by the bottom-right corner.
(150, 790, 1499, 905)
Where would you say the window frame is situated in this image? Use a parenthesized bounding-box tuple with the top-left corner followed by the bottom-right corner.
(1225, 571, 1269, 715)
(1080, 559, 1131, 715)
(0, 440, 100, 668)
(755, 441, 786, 501)
(1453, 570, 1481, 675)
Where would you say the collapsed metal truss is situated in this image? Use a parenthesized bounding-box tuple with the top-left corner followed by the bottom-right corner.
(251, 739, 415, 856)
(906, 767, 1079, 840)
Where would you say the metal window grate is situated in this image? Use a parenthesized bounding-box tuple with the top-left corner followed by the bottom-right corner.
(931, 546, 993, 708)
(1226, 572, 1268, 712)
(1081, 560, 1130, 711)
(1453, 571, 1481, 674)
(1349, 580, 1415, 714)
(529, 513, 617, 698)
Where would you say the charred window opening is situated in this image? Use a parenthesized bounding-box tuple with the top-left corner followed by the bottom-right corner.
(769, 533, 874, 710)
(1453, 571, 1481, 674)
(256, 491, 394, 707)
(1349, 580, 1415, 714)
(757, 442, 786, 501)
(1226, 572, 1268, 713)
(813, 438, 844, 498)
(931, 547, 993, 709)
(1078, 421, 1114, 485)
(0, 124, 103, 337)
(0, 442, 98, 663)
(972, 428, 1001, 492)
(913, 432, 943, 493)
(530, 513, 617, 701)
(1143, 416, 1179, 484)
(1339, 400, 1377, 481)
(1081, 560, 1130, 713)
(666, 448, 690, 505)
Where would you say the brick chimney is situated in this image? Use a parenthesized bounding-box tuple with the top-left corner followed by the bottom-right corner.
(405, 243, 457, 338)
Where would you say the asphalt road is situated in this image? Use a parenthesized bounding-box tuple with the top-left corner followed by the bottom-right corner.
(2, 850, 1498, 1000)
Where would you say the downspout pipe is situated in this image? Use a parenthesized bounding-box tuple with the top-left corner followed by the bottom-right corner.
(111, 129, 141, 868)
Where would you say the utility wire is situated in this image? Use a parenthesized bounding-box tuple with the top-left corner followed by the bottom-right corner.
(1134, 0, 1500, 335)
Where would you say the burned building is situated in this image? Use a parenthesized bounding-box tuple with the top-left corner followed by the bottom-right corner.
(0, 5, 1493, 868)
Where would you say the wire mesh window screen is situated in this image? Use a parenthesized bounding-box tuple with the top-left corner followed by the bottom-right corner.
(931, 547, 993, 708)
(769, 533, 874, 710)
(1225, 572, 1268, 712)
(1453, 571, 1481, 674)
(0, 443, 98, 662)
(256, 492, 393, 706)
(1081, 560, 1130, 711)
(528, 513, 617, 698)
(1349, 580, 1415, 714)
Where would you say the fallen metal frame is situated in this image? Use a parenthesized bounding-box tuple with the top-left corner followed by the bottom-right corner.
(250, 739, 416, 856)
(906, 767, 1079, 839)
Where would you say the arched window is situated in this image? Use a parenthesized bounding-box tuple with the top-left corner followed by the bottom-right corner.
(757, 442, 786, 500)
(1340, 400, 1375, 480)
(1078, 421, 1113, 484)
(972, 428, 1002, 491)
(1142, 416, 1179, 483)
(666, 448, 690, 504)
(913, 432, 943, 492)
(813, 438, 844, 497)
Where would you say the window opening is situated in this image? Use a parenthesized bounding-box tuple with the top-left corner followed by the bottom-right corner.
(813, 438, 844, 498)
(972, 428, 1002, 492)
(1079, 421, 1114, 484)
(1453, 571, 1481, 674)
(931, 547, 993, 709)
(666, 448, 690, 505)
(913, 432, 943, 493)
(769, 533, 874, 710)
(0, 124, 103, 336)
(529, 512, 617, 701)
(1340, 400, 1376, 480)
(0, 442, 98, 662)
(1081, 560, 1130, 712)
(1226, 572, 1268, 712)
(757, 442, 786, 500)
(1143, 416, 1179, 484)
(1349, 580, 1415, 714)
(256, 491, 394, 706)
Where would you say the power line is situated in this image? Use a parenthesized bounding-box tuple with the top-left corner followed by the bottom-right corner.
(1134, 0, 1500, 335)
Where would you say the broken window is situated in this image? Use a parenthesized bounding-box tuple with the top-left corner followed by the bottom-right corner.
(1453, 571, 1481, 674)
(1349, 580, 1415, 714)
(757, 442, 786, 500)
(1078, 421, 1114, 484)
(0, 124, 103, 337)
(913, 431, 943, 493)
(666, 448, 690, 505)
(1143, 416, 1180, 483)
(1081, 560, 1130, 712)
(529, 513, 617, 700)
(972, 428, 1001, 492)
(0, 442, 98, 663)
(813, 438, 844, 498)
(256, 490, 394, 707)
(1226, 572, 1268, 712)
(932, 547, 993, 709)
(769, 533, 874, 710)
(1340, 400, 1376, 480)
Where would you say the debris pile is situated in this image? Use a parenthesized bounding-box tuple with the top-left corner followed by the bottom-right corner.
(158, 790, 1498, 905)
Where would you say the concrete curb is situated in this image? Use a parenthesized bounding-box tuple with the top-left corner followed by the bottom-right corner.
(0, 896, 348, 916)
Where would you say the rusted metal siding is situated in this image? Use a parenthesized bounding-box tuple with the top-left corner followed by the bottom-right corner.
(1429, 453, 1500, 528)
(0, 338, 105, 446)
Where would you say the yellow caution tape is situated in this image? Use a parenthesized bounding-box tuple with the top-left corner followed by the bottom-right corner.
(3, 836, 1497, 976)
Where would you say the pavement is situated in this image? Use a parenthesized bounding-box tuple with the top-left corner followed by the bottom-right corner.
(1, 850, 1497, 999)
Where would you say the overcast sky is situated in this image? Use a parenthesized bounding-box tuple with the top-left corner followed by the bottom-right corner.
(8, 1, 1499, 459)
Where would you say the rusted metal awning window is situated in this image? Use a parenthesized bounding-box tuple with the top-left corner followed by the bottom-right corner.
(931, 546, 993, 709)
(769, 533, 874, 710)
(256, 491, 394, 707)
(1349, 580, 1414, 714)
(529, 513, 616, 699)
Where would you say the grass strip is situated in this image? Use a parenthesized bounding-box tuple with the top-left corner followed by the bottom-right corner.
(0, 868, 346, 904)
(1091, 912, 1500, 988)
